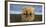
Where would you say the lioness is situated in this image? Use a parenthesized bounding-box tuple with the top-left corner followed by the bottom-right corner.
(21, 7, 34, 22)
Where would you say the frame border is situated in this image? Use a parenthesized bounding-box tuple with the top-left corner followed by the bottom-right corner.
(5, 1, 45, 26)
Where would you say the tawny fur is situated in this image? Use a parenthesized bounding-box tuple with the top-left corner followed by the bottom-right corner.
(21, 7, 34, 22)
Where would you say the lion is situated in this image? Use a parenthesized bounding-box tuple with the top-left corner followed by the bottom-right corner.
(21, 7, 34, 22)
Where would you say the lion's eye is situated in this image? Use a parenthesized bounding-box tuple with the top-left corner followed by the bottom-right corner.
(23, 13, 26, 15)
(30, 13, 32, 16)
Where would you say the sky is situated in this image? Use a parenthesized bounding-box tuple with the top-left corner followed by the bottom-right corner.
(10, 4, 42, 15)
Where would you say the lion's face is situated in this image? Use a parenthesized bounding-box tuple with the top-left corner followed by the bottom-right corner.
(21, 7, 34, 21)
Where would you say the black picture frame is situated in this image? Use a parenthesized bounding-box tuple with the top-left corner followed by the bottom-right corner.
(5, 1, 45, 26)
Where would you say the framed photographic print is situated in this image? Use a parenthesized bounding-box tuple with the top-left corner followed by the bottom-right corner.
(5, 1, 45, 26)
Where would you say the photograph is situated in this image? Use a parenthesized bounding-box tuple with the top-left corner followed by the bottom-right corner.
(7, 2, 45, 25)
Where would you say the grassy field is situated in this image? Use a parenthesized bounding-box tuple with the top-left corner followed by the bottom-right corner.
(10, 14, 42, 23)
